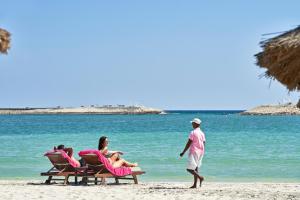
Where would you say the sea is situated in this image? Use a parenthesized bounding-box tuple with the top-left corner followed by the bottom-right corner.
(0, 111, 300, 182)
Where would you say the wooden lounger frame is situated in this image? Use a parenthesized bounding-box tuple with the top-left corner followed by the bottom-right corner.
(41, 152, 85, 185)
(80, 154, 145, 184)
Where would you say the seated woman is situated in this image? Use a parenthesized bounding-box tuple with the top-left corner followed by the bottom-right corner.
(54, 144, 81, 167)
(98, 136, 138, 168)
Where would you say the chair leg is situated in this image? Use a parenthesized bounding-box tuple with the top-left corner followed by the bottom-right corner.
(63, 175, 69, 185)
(115, 178, 119, 184)
(133, 175, 138, 184)
(80, 176, 87, 185)
(95, 177, 98, 185)
(75, 174, 78, 185)
(100, 177, 106, 185)
(45, 176, 52, 184)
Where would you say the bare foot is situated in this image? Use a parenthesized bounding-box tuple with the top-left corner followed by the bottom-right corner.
(131, 163, 138, 167)
(189, 185, 197, 188)
(127, 163, 138, 167)
(199, 177, 204, 187)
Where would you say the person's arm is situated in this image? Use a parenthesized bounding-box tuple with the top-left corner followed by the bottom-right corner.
(108, 150, 123, 155)
(63, 148, 73, 157)
(100, 147, 108, 155)
(180, 139, 192, 157)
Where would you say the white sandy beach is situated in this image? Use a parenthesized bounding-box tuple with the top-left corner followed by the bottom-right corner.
(0, 180, 299, 200)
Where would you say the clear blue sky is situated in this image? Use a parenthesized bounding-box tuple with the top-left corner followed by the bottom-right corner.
(1, 1, 299, 109)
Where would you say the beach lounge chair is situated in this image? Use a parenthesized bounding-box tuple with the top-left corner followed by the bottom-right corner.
(41, 150, 84, 185)
(78, 150, 145, 184)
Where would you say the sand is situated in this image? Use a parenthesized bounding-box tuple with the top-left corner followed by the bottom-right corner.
(0, 180, 299, 200)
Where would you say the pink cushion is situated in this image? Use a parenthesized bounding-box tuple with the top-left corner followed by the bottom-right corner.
(44, 150, 80, 168)
(78, 149, 132, 177)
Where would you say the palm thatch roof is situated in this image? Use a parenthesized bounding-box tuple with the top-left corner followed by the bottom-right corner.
(0, 28, 11, 54)
(255, 26, 300, 91)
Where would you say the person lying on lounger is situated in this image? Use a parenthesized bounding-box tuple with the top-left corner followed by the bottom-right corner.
(54, 144, 81, 167)
(98, 136, 138, 168)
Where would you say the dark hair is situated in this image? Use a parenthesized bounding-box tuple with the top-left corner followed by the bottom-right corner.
(57, 144, 65, 150)
(98, 136, 107, 150)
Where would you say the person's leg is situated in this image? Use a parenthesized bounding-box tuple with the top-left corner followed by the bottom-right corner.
(187, 154, 201, 188)
(196, 167, 204, 187)
(197, 155, 204, 187)
(194, 167, 198, 187)
(187, 168, 204, 188)
(112, 159, 138, 168)
(110, 153, 119, 163)
(122, 159, 138, 167)
(192, 172, 198, 188)
(186, 169, 197, 188)
(112, 159, 123, 168)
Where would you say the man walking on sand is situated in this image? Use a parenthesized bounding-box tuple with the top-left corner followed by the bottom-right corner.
(180, 118, 206, 188)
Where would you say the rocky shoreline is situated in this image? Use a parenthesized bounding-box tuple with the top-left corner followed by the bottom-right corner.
(0, 105, 163, 115)
(242, 103, 300, 115)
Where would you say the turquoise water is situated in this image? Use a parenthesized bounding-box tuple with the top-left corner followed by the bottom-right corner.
(0, 111, 300, 182)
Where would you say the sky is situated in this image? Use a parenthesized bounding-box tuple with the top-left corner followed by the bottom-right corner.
(1, 1, 300, 110)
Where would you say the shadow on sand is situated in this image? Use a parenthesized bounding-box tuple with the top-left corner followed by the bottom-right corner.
(26, 182, 131, 186)
(148, 186, 188, 190)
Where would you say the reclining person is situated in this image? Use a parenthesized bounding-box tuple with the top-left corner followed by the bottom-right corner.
(98, 136, 138, 168)
(54, 144, 81, 167)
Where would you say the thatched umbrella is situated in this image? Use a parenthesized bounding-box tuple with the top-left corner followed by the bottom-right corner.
(255, 26, 300, 107)
(0, 28, 11, 54)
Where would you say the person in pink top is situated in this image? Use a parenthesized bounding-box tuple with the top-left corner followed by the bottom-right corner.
(180, 118, 206, 188)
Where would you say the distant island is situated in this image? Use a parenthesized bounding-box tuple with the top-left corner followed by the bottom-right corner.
(242, 103, 300, 115)
(0, 105, 163, 115)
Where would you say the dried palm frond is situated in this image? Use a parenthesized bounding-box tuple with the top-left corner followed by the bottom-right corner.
(0, 28, 11, 54)
(255, 26, 300, 91)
